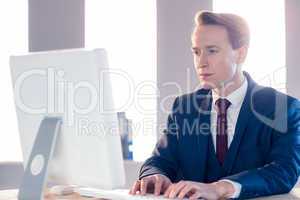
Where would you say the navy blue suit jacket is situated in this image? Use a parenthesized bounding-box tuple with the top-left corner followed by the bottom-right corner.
(139, 72, 300, 199)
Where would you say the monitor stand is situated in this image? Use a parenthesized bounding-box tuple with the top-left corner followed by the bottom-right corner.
(18, 117, 62, 200)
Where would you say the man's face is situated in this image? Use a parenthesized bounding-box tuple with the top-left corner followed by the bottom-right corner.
(192, 25, 241, 90)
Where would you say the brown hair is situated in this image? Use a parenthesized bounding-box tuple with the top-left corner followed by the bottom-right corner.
(194, 10, 250, 49)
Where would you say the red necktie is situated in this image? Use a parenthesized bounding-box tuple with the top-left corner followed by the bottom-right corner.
(215, 98, 231, 165)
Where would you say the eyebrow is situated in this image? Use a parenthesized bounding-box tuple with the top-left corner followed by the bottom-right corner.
(191, 45, 219, 50)
(206, 45, 219, 49)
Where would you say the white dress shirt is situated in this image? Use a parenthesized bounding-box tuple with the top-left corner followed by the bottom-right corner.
(210, 77, 248, 198)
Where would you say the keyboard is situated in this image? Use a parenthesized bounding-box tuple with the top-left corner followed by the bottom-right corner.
(0, 189, 18, 200)
(77, 187, 189, 200)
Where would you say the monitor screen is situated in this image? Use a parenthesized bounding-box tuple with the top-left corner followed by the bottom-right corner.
(10, 48, 125, 189)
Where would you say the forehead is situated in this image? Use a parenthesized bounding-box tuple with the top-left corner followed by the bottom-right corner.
(192, 25, 230, 47)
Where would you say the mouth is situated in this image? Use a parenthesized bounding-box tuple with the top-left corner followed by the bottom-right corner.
(199, 73, 214, 78)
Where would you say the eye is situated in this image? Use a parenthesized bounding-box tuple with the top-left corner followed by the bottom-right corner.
(191, 48, 201, 56)
(208, 48, 219, 54)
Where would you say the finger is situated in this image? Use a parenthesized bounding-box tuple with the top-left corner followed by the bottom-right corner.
(188, 191, 202, 200)
(169, 182, 187, 199)
(154, 177, 163, 195)
(129, 180, 140, 195)
(161, 179, 172, 193)
(178, 184, 195, 199)
(164, 184, 174, 198)
(140, 178, 150, 195)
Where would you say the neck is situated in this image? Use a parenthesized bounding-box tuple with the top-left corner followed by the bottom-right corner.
(213, 71, 245, 97)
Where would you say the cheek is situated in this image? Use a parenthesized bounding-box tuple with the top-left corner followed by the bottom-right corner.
(193, 57, 200, 72)
(210, 57, 237, 80)
(225, 56, 238, 74)
(218, 54, 237, 73)
(193, 56, 199, 66)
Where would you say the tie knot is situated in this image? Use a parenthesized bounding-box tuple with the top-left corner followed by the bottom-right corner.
(215, 98, 231, 114)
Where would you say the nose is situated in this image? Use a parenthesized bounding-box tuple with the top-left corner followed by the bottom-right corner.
(196, 53, 208, 69)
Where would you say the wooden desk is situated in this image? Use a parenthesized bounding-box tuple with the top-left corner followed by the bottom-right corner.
(0, 189, 99, 200)
(1, 188, 300, 200)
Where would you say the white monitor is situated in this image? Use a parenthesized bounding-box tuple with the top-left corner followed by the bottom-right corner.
(10, 48, 125, 190)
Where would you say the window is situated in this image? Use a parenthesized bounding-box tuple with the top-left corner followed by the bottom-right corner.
(86, 0, 157, 161)
(214, 0, 286, 92)
(0, 1, 28, 161)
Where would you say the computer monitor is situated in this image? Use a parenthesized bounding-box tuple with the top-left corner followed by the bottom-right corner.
(10, 48, 125, 190)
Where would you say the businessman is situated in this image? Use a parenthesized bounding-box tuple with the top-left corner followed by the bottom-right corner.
(130, 11, 300, 199)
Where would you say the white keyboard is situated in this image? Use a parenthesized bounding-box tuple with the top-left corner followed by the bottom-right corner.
(77, 187, 189, 200)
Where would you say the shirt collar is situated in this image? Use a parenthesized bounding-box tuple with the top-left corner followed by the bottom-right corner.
(212, 75, 248, 109)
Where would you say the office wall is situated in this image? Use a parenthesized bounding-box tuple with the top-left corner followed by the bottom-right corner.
(28, 0, 84, 52)
(286, 0, 300, 99)
(156, 0, 212, 137)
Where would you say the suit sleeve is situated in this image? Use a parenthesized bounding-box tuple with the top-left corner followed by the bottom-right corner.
(225, 99, 300, 199)
(139, 97, 180, 182)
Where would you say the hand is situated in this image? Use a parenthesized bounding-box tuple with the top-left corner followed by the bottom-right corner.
(129, 174, 172, 196)
(163, 180, 234, 200)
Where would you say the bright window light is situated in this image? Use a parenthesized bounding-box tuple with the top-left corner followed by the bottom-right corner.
(86, 0, 157, 161)
(0, 1, 28, 161)
(214, 0, 286, 92)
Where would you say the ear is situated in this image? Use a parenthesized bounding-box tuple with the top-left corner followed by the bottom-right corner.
(235, 45, 248, 65)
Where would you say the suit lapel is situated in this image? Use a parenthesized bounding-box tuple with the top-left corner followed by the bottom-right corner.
(195, 90, 212, 180)
(223, 72, 255, 174)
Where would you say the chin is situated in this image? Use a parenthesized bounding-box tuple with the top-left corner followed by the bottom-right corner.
(201, 84, 212, 89)
(200, 81, 216, 90)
